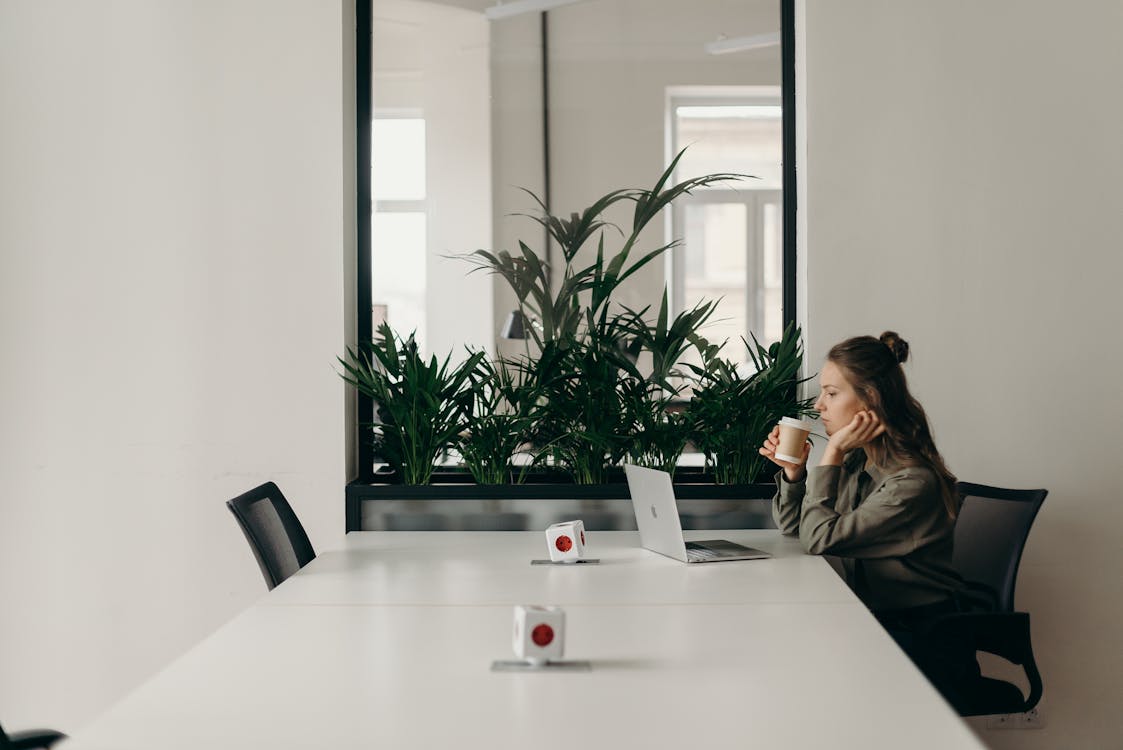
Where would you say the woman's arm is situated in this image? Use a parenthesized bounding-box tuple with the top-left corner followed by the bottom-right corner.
(761, 425, 811, 535)
(771, 470, 805, 536)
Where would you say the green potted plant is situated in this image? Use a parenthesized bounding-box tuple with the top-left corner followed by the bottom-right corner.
(687, 322, 816, 484)
(466, 149, 742, 483)
(620, 291, 719, 475)
(530, 319, 640, 483)
(455, 355, 542, 485)
(341, 150, 815, 502)
(339, 322, 484, 485)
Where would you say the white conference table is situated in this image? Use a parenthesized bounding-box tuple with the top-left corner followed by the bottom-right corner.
(263, 530, 857, 607)
(63, 531, 987, 750)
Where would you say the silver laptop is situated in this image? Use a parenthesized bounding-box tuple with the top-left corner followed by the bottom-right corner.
(624, 464, 771, 563)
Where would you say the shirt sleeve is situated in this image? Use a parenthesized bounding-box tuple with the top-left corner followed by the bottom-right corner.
(798, 466, 946, 558)
(770, 468, 805, 536)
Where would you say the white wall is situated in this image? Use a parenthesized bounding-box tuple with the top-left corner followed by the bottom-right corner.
(0, 0, 353, 732)
(799, 1, 1123, 746)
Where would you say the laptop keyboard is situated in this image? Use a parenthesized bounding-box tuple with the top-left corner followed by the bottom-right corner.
(685, 543, 719, 561)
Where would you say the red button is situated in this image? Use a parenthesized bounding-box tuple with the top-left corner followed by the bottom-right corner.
(531, 624, 554, 647)
(555, 535, 572, 552)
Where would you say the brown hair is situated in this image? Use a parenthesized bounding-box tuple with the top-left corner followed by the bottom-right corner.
(827, 331, 958, 518)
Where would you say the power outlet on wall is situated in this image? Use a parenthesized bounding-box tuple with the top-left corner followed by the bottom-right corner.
(986, 705, 1046, 730)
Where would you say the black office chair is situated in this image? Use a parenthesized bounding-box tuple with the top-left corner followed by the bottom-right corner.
(923, 482, 1048, 717)
(226, 481, 316, 590)
(0, 719, 66, 750)
(953, 482, 1047, 613)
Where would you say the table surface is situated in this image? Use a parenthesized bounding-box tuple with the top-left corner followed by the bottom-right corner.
(263, 530, 857, 607)
(62, 531, 987, 750)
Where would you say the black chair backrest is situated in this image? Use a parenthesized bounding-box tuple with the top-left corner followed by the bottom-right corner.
(953, 482, 1047, 612)
(226, 482, 316, 590)
(0, 721, 66, 750)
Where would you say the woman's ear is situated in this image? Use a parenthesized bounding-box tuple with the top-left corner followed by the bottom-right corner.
(859, 398, 880, 419)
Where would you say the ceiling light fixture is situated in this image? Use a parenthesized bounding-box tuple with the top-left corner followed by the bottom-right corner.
(484, 0, 584, 21)
(704, 31, 781, 55)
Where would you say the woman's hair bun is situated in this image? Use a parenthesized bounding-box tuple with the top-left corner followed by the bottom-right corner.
(879, 331, 909, 363)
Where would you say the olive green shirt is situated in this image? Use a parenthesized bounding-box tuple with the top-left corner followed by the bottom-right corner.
(772, 449, 962, 611)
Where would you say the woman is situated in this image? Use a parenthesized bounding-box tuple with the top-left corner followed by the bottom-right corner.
(760, 331, 977, 643)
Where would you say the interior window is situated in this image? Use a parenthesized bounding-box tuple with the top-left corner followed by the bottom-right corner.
(371, 116, 427, 347)
(669, 90, 783, 373)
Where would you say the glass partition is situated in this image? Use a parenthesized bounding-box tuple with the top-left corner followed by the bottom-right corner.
(355, 0, 795, 481)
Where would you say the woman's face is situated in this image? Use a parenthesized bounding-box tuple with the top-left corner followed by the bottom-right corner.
(814, 361, 866, 436)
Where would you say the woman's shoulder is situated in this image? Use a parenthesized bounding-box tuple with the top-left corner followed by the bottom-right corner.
(875, 462, 944, 503)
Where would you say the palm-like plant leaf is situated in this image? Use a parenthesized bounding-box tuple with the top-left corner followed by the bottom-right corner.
(339, 323, 484, 485)
(687, 322, 816, 484)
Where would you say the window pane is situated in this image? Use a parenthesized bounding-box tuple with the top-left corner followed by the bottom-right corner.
(761, 199, 783, 344)
(683, 202, 747, 364)
(675, 105, 781, 189)
(372, 211, 427, 348)
(669, 92, 784, 375)
(372, 118, 426, 201)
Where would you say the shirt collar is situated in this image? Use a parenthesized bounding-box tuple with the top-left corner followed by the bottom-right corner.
(843, 448, 866, 472)
(844, 448, 885, 484)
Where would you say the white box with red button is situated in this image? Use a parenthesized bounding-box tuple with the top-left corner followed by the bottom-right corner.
(545, 520, 586, 563)
(512, 605, 565, 664)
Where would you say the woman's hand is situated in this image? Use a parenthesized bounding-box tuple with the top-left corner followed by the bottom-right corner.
(759, 425, 810, 483)
(821, 410, 885, 465)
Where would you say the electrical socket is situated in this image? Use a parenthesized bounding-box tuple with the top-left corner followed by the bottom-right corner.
(986, 713, 1019, 730)
(1021, 705, 1046, 729)
(986, 705, 1046, 730)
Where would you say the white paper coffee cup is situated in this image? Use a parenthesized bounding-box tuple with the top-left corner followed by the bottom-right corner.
(775, 417, 816, 463)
